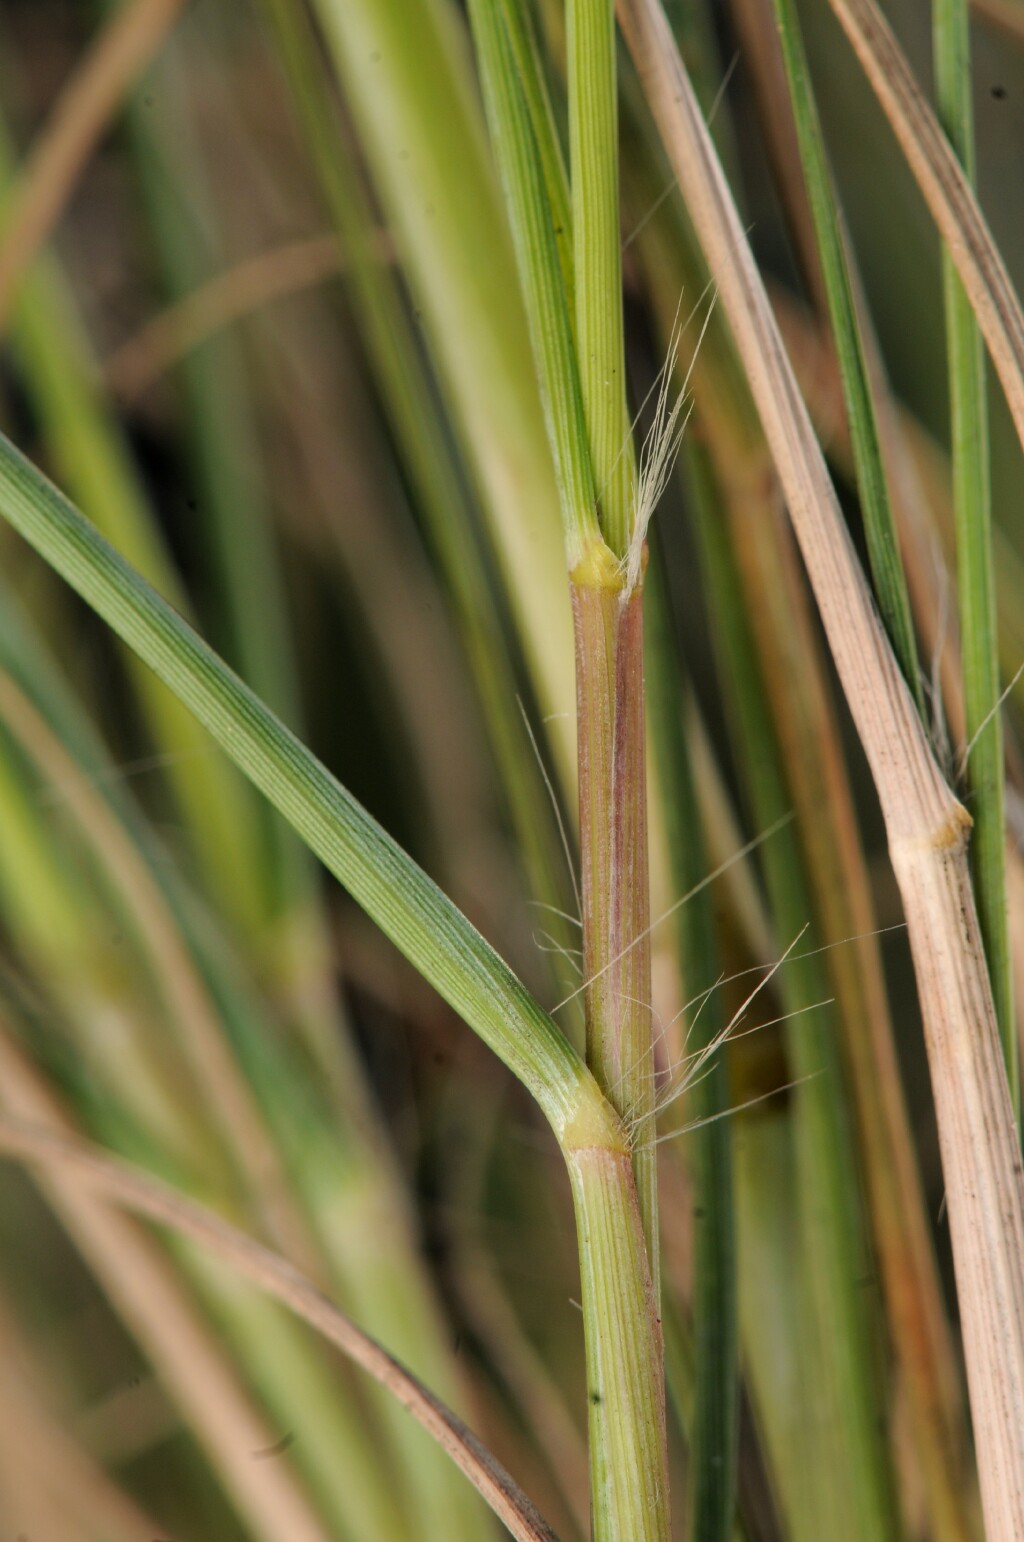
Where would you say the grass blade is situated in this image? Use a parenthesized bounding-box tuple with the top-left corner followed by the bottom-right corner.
(828, 0, 1024, 462)
(311, 0, 576, 765)
(468, 0, 600, 564)
(933, 0, 1016, 1101)
(568, 0, 635, 555)
(769, 0, 922, 712)
(686, 440, 898, 1539)
(0, 429, 587, 1130)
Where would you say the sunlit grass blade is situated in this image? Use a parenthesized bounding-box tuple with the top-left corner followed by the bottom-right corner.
(310, 0, 576, 776)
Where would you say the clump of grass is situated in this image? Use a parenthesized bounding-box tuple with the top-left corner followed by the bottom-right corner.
(0, 0, 1022, 1538)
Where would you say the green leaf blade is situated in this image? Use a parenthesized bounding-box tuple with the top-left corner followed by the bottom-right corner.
(0, 431, 590, 1137)
(933, 0, 1017, 1107)
(771, 0, 923, 715)
(469, 0, 600, 565)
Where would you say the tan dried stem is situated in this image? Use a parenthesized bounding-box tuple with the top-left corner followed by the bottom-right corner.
(0, 0, 189, 334)
(615, 0, 1024, 1533)
(775, 287, 1024, 1069)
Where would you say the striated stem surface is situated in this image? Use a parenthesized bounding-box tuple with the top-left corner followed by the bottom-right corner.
(572, 560, 658, 1278)
(568, 1136, 668, 1542)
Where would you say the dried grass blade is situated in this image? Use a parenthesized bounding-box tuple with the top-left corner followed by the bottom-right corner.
(827, 0, 1024, 461)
